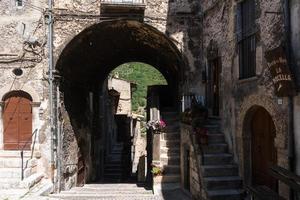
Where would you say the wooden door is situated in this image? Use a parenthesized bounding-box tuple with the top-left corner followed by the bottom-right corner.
(251, 108, 277, 190)
(3, 92, 32, 150)
(209, 59, 221, 116)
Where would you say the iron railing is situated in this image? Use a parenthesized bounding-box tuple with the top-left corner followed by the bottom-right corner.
(181, 94, 205, 112)
(20, 129, 38, 180)
(100, 0, 145, 4)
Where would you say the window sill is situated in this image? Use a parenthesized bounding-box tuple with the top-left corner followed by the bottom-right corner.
(237, 76, 258, 84)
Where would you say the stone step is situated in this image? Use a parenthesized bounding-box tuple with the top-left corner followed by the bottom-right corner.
(207, 134, 225, 144)
(160, 156, 180, 165)
(19, 173, 44, 189)
(103, 175, 122, 180)
(105, 160, 122, 165)
(0, 178, 21, 189)
(202, 144, 228, 154)
(71, 187, 151, 192)
(161, 132, 180, 140)
(154, 175, 180, 183)
(83, 184, 149, 189)
(204, 124, 221, 129)
(160, 147, 180, 155)
(206, 128, 222, 134)
(202, 165, 238, 177)
(49, 196, 159, 200)
(0, 158, 37, 168)
(51, 193, 156, 198)
(102, 178, 122, 183)
(207, 189, 244, 200)
(161, 111, 178, 117)
(61, 189, 152, 195)
(160, 140, 180, 147)
(163, 165, 180, 174)
(204, 176, 242, 190)
(163, 118, 180, 125)
(165, 125, 180, 132)
(106, 157, 122, 162)
(0, 168, 32, 178)
(0, 151, 31, 158)
(205, 118, 221, 125)
(104, 168, 122, 173)
(203, 153, 233, 165)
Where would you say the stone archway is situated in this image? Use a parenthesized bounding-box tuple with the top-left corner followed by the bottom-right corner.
(55, 19, 185, 189)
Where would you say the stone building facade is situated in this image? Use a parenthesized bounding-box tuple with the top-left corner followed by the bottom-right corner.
(0, 0, 300, 199)
(0, 0, 203, 194)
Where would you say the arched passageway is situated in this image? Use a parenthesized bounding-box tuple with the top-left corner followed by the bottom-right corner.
(55, 20, 184, 187)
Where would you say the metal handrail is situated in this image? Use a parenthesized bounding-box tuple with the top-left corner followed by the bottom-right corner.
(20, 129, 38, 180)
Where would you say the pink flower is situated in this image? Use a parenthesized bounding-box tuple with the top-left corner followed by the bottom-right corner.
(159, 120, 166, 128)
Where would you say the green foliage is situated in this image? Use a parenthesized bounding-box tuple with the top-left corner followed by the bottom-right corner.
(151, 166, 163, 176)
(111, 62, 167, 113)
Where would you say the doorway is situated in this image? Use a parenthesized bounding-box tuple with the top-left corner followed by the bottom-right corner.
(3, 91, 32, 150)
(251, 107, 277, 190)
(208, 58, 221, 116)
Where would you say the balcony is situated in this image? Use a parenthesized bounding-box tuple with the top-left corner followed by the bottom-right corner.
(100, 0, 146, 20)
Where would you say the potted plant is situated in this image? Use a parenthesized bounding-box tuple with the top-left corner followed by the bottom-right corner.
(146, 119, 167, 132)
(151, 164, 164, 176)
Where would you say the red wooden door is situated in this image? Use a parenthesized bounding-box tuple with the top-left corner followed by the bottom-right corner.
(251, 108, 277, 190)
(3, 93, 32, 150)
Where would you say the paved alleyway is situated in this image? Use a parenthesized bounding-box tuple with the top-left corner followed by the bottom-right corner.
(48, 184, 191, 200)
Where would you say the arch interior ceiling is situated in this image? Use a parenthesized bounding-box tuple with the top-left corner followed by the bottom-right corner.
(56, 20, 183, 86)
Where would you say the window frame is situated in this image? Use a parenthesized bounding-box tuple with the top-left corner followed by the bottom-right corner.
(16, 0, 23, 8)
(237, 0, 257, 80)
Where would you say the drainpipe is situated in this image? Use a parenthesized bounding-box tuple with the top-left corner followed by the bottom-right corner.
(47, 0, 55, 185)
(283, 0, 295, 199)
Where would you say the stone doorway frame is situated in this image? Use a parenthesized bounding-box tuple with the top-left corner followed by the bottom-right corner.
(0, 84, 41, 150)
(236, 95, 289, 197)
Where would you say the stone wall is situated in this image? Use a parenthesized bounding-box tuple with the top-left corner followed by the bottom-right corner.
(108, 77, 132, 116)
(0, 0, 52, 180)
(291, 0, 300, 179)
(202, 0, 290, 197)
(0, 0, 203, 190)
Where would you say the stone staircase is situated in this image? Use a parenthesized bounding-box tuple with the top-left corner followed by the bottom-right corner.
(155, 111, 181, 191)
(50, 183, 159, 200)
(103, 143, 124, 182)
(0, 150, 42, 189)
(201, 118, 244, 200)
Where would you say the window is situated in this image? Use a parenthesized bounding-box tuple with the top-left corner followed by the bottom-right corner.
(237, 0, 256, 79)
(16, 0, 23, 7)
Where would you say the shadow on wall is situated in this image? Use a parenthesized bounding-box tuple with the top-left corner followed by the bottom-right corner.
(159, 0, 202, 199)
(60, 84, 93, 190)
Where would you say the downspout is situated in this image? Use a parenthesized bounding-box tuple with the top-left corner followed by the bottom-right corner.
(47, 0, 55, 185)
(283, 0, 295, 199)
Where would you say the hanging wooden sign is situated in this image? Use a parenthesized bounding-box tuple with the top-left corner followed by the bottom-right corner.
(265, 46, 296, 97)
